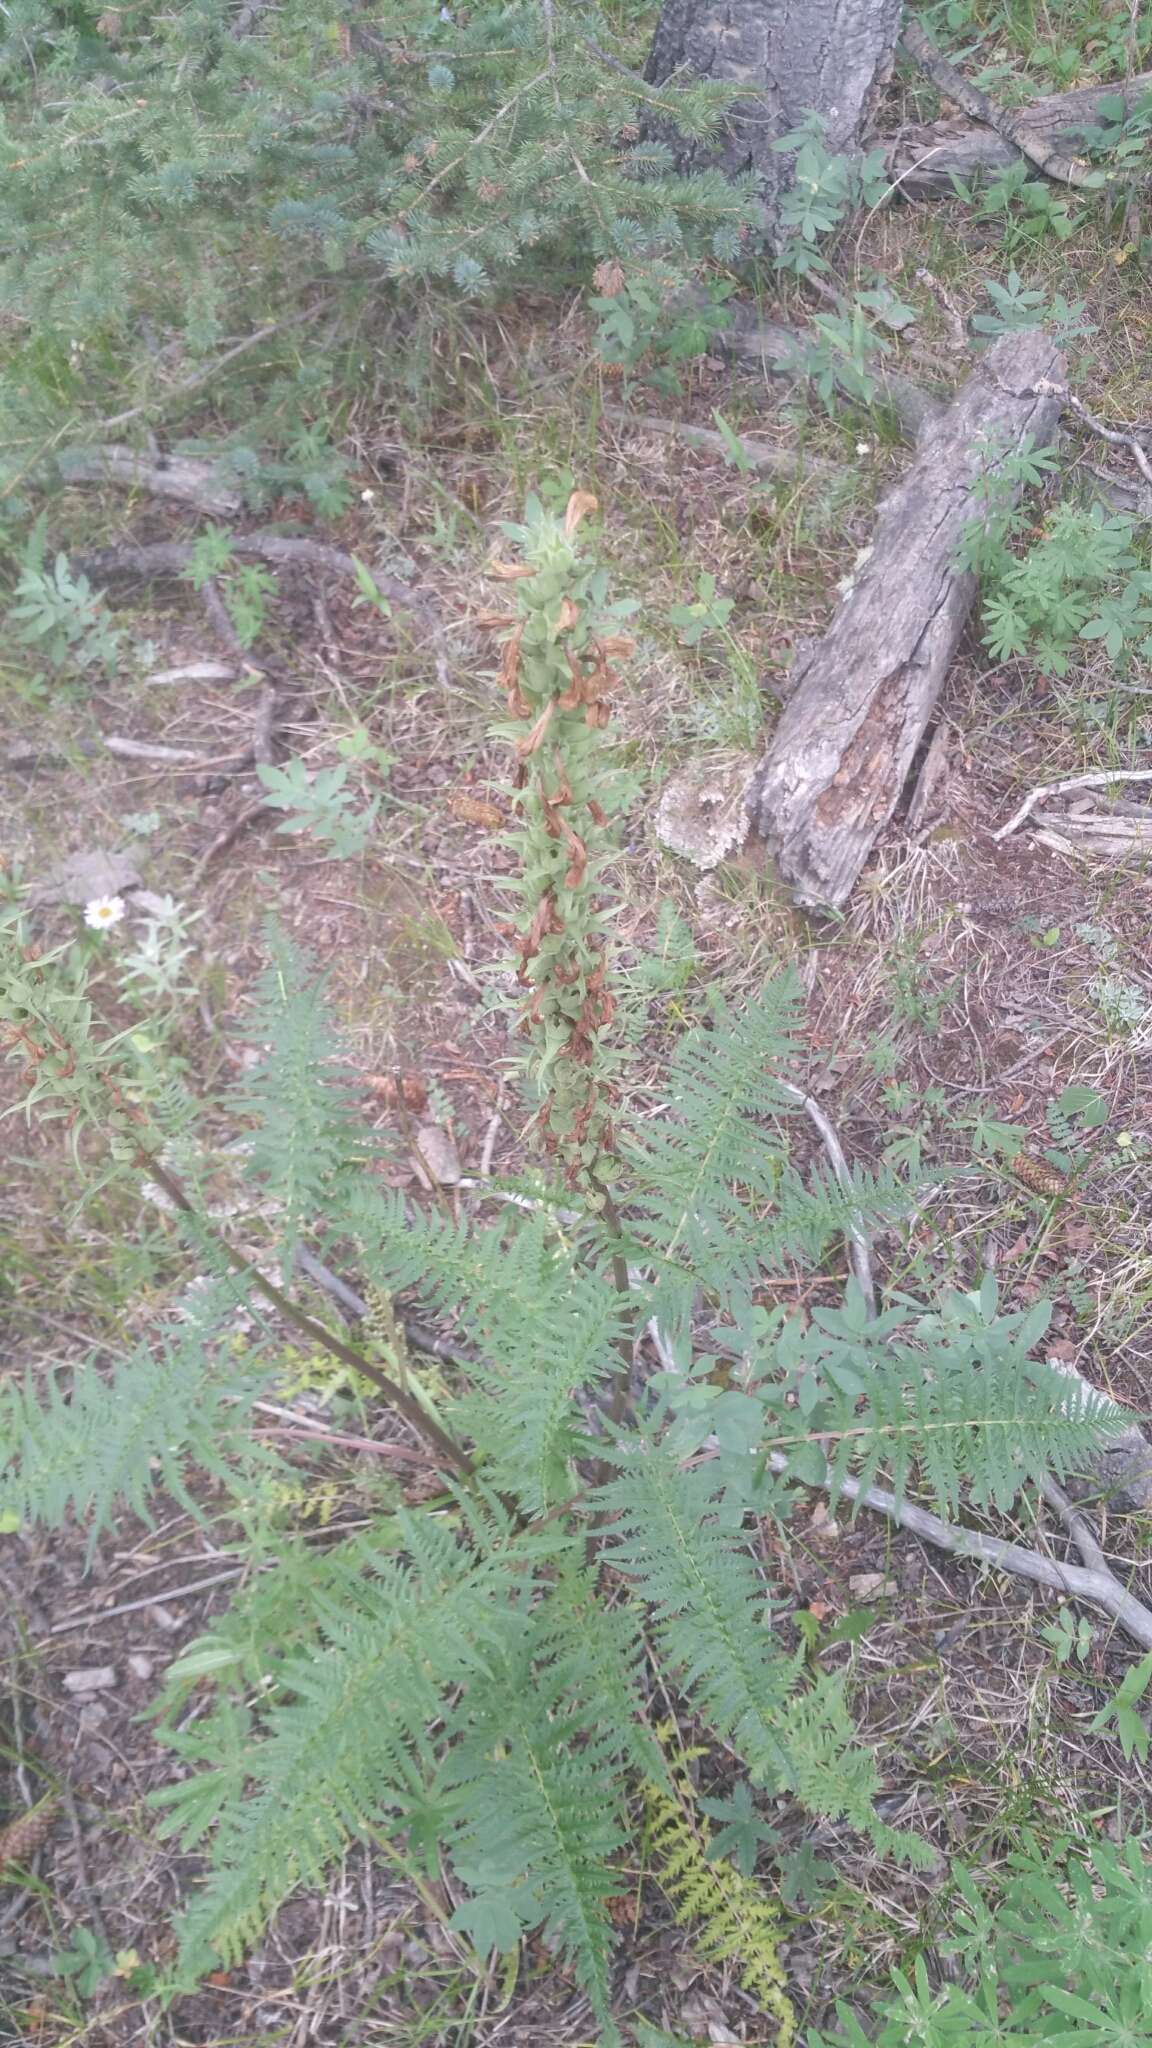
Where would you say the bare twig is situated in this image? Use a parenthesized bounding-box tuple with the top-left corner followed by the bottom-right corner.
(59, 1786, 110, 1957)
(47, 1570, 248, 1636)
(95, 309, 324, 433)
(139, 1150, 477, 1482)
(250, 680, 279, 767)
(251, 1401, 428, 1463)
(993, 768, 1152, 842)
(197, 576, 249, 658)
(101, 735, 213, 766)
(765, 1452, 1152, 1651)
(191, 798, 273, 880)
(775, 1079, 876, 1316)
(233, 0, 272, 31)
(479, 1112, 502, 1178)
(1030, 378, 1152, 489)
(293, 1244, 475, 1370)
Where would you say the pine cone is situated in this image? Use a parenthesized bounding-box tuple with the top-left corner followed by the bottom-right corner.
(0, 1797, 59, 1871)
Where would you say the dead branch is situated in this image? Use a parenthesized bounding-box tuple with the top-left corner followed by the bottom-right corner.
(1031, 378, 1152, 489)
(94, 307, 325, 434)
(901, 21, 1099, 189)
(190, 798, 274, 880)
(765, 1452, 1152, 1652)
(883, 68, 1152, 200)
(993, 767, 1152, 841)
(714, 309, 946, 444)
(747, 327, 1065, 908)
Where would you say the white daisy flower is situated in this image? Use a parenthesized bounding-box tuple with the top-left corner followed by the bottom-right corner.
(360, 487, 377, 502)
(84, 894, 126, 932)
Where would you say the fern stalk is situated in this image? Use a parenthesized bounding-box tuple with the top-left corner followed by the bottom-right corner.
(0, 960, 475, 1486)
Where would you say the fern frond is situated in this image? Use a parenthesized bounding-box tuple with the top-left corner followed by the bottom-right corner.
(234, 923, 370, 1273)
(597, 1443, 889, 1847)
(0, 1277, 272, 1553)
(778, 1288, 1129, 1513)
(347, 1189, 625, 1509)
(643, 1749, 794, 2040)
(444, 1603, 635, 2024)
(618, 977, 907, 1345)
(171, 1507, 519, 1974)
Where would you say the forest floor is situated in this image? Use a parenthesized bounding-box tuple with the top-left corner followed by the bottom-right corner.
(3, 124, 1152, 2048)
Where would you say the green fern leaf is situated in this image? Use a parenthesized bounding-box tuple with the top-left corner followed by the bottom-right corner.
(234, 923, 371, 1273)
(0, 1277, 272, 1554)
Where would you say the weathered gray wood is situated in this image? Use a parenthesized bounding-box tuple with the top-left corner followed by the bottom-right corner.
(747, 327, 1064, 909)
(884, 69, 1152, 198)
(57, 444, 242, 516)
(643, 0, 903, 245)
(715, 308, 947, 441)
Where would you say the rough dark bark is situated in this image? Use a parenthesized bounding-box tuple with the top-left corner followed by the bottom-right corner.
(644, 0, 904, 243)
(747, 327, 1065, 908)
(886, 65, 1152, 198)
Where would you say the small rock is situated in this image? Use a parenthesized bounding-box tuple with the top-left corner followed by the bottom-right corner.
(411, 1123, 462, 1188)
(77, 1702, 110, 1731)
(63, 1665, 117, 1694)
(149, 1603, 182, 1632)
(29, 846, 141, 909)
(127, 1653, 154, 1680)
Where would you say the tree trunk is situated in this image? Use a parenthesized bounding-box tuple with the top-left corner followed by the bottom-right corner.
(747, 327, 1065, 909)
(644, 0, 904, 245)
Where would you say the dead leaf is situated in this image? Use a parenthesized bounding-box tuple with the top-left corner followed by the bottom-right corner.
(448, 794, 505, 831)
(488, 559, 536, 581)
(365, 1071, 429, 1113)
(563, 490, 599, 537)
(848, 1573, 897, 1598)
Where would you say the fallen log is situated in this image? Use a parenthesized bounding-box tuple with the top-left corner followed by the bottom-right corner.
(601, 405, 845, 485)
(57, 444, 242, 516)
(73, 532, 439, 628)
(714, 308, 947, 443)
(884, 67, 1152, 200)
(746, 326, 1064, 909)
